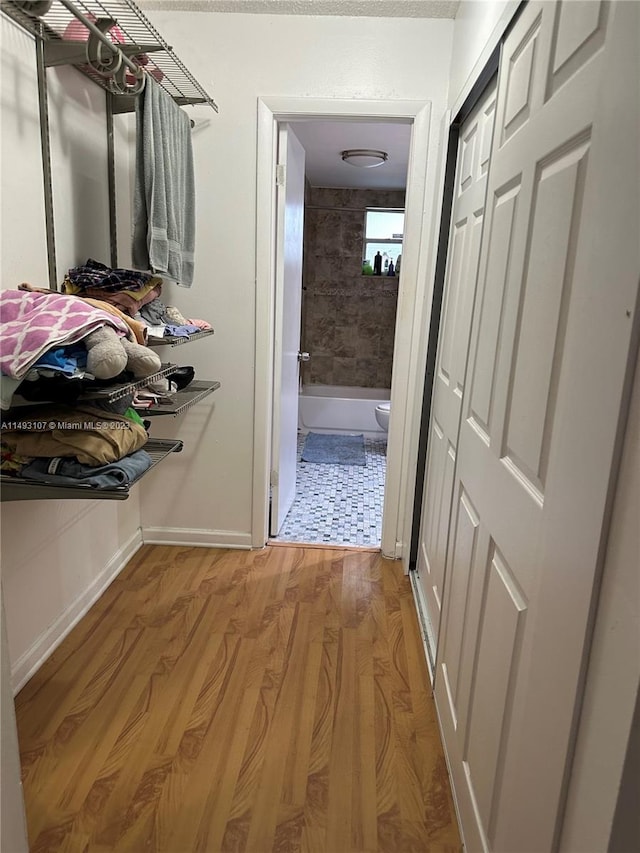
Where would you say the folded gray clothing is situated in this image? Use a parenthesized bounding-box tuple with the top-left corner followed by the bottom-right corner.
(20, 449, 153, 488)
(139, 298, 168, 326)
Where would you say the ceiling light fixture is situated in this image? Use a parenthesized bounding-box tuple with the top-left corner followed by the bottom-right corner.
(341, 149, 388, 168)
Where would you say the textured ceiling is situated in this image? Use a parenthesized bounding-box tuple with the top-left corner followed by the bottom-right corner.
(136, 0, 459, 17)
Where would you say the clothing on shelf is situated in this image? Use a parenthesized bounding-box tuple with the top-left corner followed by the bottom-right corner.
(65, 281, 162, 317)
(188, 318, 213, 331)
(137, 301, 214, 339)
(17, 282, 150, 343)
(0, 289, 129, 380)
(163, 305, 188, 326)
(166, 365, 195, 390)
(164, 323, 200, 338)
(81, 298, 149, 344)
(139, 298, 168, 326)
(20, 449, 153, 489)
(64, 258, 154, 294)
(32, 344, 87, 375)
(13, 373, 87, 406)
(1, 404, 148, 466)
(62, 259, 163, 317)
(145, 325, 167, 339)
(95, 284, 162, 318)
(1, 441, 34, 475)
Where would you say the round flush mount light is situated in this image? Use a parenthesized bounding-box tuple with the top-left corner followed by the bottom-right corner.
(341, 149, 388, 168)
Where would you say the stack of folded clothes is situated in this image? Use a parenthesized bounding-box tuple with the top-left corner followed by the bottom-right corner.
(1, 403, 152, 489)
(61, 258, 214, 342)
(0, 285, 157, 490)
(0, 259, 213, 491)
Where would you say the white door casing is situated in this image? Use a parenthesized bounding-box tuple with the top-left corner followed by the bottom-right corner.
(253, 97, 432, 553)
(434, 2, 640, 851)
(270, 124, 306, 536)
(415, 79, 497, 657)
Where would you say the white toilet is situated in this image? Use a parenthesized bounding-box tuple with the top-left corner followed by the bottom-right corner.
(375, 401, 391, 432)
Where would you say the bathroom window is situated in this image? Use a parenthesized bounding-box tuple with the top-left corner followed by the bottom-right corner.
(363, 208, 404, 276)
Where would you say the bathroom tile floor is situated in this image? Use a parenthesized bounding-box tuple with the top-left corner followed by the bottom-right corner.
(275, 431, 388, 548)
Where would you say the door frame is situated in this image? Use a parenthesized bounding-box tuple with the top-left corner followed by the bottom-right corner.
(253, 96, 432, 555)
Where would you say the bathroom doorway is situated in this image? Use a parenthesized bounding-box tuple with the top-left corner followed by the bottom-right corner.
(253, 97, 433, 558)
(273, 119, 411, 548)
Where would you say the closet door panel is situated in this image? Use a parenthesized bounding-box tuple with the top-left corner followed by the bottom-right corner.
(549, 0, 608, 93)
(419, 421, 455, 622)
(438, 486, 480, 721)
(503, 136, 591, 494)
(438, 221, 469, 398)
(464, 544, 527, 832)
(434, 2, 639, 850)
(501, 12, 543, 144)
(467, 183, 520, 440)
(415, 80, 497, 657)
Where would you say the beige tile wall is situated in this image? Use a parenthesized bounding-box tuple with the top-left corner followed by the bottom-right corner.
(301, 186, 405, 389)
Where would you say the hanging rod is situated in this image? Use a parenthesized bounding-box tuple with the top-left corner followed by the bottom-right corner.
(58, 0, 146, 94)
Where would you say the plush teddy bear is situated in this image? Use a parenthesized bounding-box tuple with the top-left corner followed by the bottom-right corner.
(83, 327, 162, 380)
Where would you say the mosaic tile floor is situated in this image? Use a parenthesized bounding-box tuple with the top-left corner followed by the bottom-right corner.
(275, 431, 388, 548)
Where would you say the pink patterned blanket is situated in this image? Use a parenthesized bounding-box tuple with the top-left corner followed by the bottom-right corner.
(0, 290, 129, 379)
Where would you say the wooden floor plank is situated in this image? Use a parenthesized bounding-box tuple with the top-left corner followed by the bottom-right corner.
(15, 544, 462, 852)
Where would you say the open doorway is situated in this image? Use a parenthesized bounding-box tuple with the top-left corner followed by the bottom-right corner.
(271, 119, 411, 548)
(253, 97, 433, 560)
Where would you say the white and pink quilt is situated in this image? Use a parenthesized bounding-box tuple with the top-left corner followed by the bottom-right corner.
(0, 290, 129, 379)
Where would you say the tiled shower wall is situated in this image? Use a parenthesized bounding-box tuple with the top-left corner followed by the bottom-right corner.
(301, 186, 405, 389)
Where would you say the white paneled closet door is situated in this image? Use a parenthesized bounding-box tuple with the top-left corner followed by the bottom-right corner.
(434, 1, 639, 851)
(415, 80, 497, 659)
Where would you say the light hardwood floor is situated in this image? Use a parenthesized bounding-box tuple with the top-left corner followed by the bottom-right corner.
(15, 544, 462, 852)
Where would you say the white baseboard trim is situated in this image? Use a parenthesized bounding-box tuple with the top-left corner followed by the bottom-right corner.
(11, 528, 143, 694)
(141, 527, 253, 550)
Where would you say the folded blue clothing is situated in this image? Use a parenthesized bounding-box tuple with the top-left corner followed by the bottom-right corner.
(164, 323, 200, 338)
(33, 344, 87, 375)
(20, 449, 153, 488)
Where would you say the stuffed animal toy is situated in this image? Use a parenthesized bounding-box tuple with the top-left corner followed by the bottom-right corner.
(83, 327, 161, 380)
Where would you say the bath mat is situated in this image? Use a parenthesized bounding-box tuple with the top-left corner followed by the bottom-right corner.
(301, 432, 366, 466)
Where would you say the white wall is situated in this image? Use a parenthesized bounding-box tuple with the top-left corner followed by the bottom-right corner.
(1, 20, 49, 287)
(136, 11, 454, 546)
(448, 0, 520, 113)
(0, 15, 143, 687)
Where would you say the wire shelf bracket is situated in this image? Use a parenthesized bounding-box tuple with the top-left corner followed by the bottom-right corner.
(1, 0, 218, 112)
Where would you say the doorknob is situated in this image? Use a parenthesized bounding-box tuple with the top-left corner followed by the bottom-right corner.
(298, 351, 311, 362)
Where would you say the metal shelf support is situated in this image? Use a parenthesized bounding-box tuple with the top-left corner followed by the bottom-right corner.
(35, 23, 58, 290)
